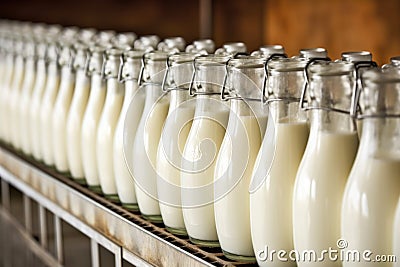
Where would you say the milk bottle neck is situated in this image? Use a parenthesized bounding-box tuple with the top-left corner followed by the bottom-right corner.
(360, 118, 400, 159)
(169, 89, 190, 111)
(357, 68, 400, 159)
(309, 110, 356, 134)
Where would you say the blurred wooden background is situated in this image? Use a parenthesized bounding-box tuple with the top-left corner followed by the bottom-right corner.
(0, 0, 399, 64)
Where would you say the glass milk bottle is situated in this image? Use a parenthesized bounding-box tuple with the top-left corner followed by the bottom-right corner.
(395, 199, 400, 267)
(52, 41, 77, 173)
(132, 51, 170, 222)
(180, 54, 231, 247)
(40, 27, 79, 165)
(292, 61, 359, 267)
(66, 42, 91, 184)
(81, 44, 110, 192)
(8, 36, 26, 149)
(30, 29, 60, 160)
(214, 56, 268, 261)
(96, 47, 126, 201)
(341, 68, 400, 267)
(156, 52, 199, 235)
(19, 36, 41, 155)
(113, 49, 146, 211)
(0, 34, 15, 143)
(340, 51, 377, 138)
(250, 57, 309, 267)
(39, 41, 62, 164)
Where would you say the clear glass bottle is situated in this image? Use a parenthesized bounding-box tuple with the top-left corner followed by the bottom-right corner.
(96, 47, 126, 201)
(156, 52, 199, 235)
(66, 41, 91, 184)
(0, 31, 16, 144)
(340, 51, 376, 139)
(214, 56, 268, 261)
(132, 51, 170, 222)
(81, 44, 110, 193)
(250, 57, 309, 267)
(19, 28, 44, 155)
(30, 26, 61, 160)
(180, 54, 232, 247)
(341, 68, 400, 267)
(292, 61, 359, 267)
(52, 39, 77, 173)
(8, 35, 28, 149)
(113, 49, 146, 211)
(39, 39, 64, 164)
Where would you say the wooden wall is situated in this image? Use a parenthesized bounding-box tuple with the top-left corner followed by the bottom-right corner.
(0, 0, 399, 64)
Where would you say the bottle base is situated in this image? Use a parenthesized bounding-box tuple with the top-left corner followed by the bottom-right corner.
(121, 203, 139, 212)
(165, 226, 187, 237)
(141, 214, 163, 224)
(104, 194, 120, 203)
(88, 185, 103, 194)
(189, 236, 220, 248)
(222, 249, 256, 263)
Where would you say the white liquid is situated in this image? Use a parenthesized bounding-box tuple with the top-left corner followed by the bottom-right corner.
(113, 81, 144, 204)
(157, 103, 195, 231)
(96, 79, 124, 196)
(52, 66, 75, 173)
(0, 53, 14, 142)
(9, 56, 25, 148)
(342, 157, 400, 267)
(40, 63, 61, 164)
(394, 199, 400, 267)
(30, 60, 47, 160)
(18, 58, 36, 155)
(251, 122, 309, 266)
(132, 94, 169, 216)
(81, 74, 106, 187)
(181, 106, 229, 243)
(214, 114, 266, 257)
(293, 131, 358, 267)
(66, 69, 90, 179)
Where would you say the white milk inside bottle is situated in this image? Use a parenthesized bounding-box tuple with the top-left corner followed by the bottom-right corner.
(30, 39, 51, 160)
(114, 49, 146, 210)
(0, 36, 15, 143)
(132, 50, 171, 222)
(180, 54, 231, 247)
(39, 42, 61, 164)
(341, 68, 400, 267)
(293, 61, 359, 267)
(156, 52, 199, 235)
(81, 45, 109, 192)
(395, 198, 400, 267)
(18, 39, 37, 155)
(96, 48, 125, 201)
(52, 43, 76, 173)
(66, 42, 91, 183)
(214, 56, 268, 261)
(250, 57, 309, 267)
(8, 39, 26, 149)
